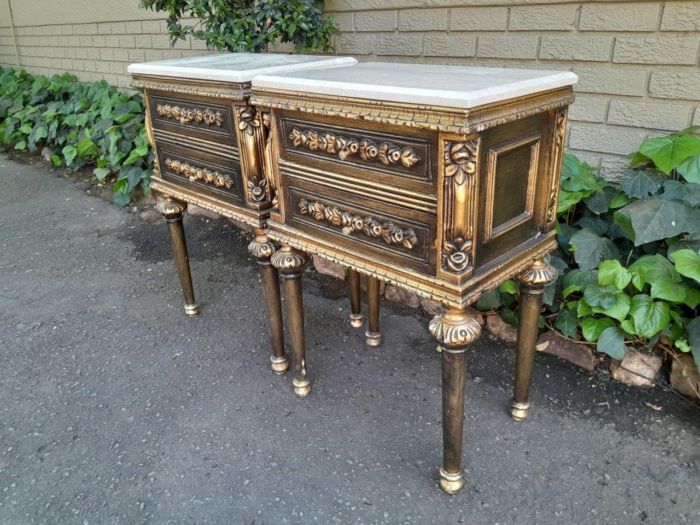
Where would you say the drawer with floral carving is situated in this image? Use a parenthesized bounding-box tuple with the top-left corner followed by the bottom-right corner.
(147, 91, 237, 147)
(156, 141, 244, 203)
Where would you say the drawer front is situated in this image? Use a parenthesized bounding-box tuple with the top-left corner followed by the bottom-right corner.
(284, 177, 436, 274)
(278, 111, 437, 197)
(156, 141, 244, 204)
(148, 90, 237, 147)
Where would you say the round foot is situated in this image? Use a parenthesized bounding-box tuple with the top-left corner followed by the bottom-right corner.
(270, 356, 289, 375)
(510, 400, 530, 422)
(292, 375, 312, 397)
(184, 303, 200, 316)
(439, 468, 465, 494)
(365, 330, 383, 347)
(349, 313, 364, 329)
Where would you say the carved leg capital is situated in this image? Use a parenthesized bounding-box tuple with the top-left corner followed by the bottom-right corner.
(517, 258, 557, 291)
(155, 194, 188, 221)
(248, 228, 280, 261)
(271, 245, 308, 276)
(429, 308, 482, 352)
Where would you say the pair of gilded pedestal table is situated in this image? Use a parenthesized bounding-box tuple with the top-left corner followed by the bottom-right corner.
(128, 54, 577, 494)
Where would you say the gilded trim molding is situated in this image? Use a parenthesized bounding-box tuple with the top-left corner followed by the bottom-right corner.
(546, 108, 568, 227)
(289, 127, 420, 168)
(164, 158, 234, 190)
(298, 198, 418, 250)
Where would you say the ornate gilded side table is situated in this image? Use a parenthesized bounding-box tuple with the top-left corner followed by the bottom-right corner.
(128, 53, 356, 374)
(251, 62, 577, 493)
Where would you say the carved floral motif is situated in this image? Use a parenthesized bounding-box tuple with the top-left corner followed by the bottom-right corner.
(164, 158, 233, 190)
(237, 105, 261, 136)
(442, 138, 480, 275)
(298, 198, 418, 250)
(289, 127, 420, 168)
(546, 109, 568, 225)
(156, 104, 223, 127)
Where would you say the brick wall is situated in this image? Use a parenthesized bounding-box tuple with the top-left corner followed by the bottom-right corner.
(1, 0, 699, 179)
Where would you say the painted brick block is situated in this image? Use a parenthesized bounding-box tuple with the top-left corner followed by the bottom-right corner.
(478, 35, 538, 59)
(540, 36, 613, 62)
(568, 96, 609, 123)
(399, 9, 447, 31)
(648, 72, 700, 101)
(509, 5, 577, 31)
(450, 7, 507, 31)
(569, 123, 648, 156)
(660, 2, 700, 31)
(608, 100, 691, 131)
(335, 33, 374, 55)
(423, 33, 476, 57)
(613, 37, 698, 65)
(579, 3, 660, 31)
(375, 33, 422, 56)
(574, 67, 648, 96)
(355, 10, 396, 32)
(330, 12, 354, 32)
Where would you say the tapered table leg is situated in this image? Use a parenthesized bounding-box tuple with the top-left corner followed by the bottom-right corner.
(365, 276, 382, 347)
(429, 308, 481, 494)
(511, 258, 557, 421)
(272, 245, 310, 397)
(248, 228, 287, 375)
(347, 268, 363, 329)
(155, 195, 199, 316)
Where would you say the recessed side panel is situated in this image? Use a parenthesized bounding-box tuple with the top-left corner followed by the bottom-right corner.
(475, 112, 549, 269)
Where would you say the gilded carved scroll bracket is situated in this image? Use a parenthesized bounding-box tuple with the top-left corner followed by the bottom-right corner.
(237, 105, 272, 206)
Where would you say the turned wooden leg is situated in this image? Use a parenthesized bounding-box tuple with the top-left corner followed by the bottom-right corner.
(365, 276, 382, 347)
(511, 258, 557, 421)
(347, 269, 363, 329)
(248, 228, 287, 375)
(155, 195, 199, 316)
(271, 245, 310, 397)
(429, 308, 481, 495)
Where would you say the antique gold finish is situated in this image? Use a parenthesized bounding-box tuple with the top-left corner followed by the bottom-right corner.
(272, 245, 310, 397)
(235, 105, 271, 208)
(248, 228, 287, 375)
(164, 158, 234, 189)
(154, 194, 199, 316)
(440, 137, 480, 279)
(347, 269, 364, 328)
(429, 308, 481, 495)
(132, 74, 247, 100)
(298, 198, 418, 250)
(545, 108, 568, 228)
(289, 127, 421, 168)
(365, 276, 382, 347)
(156, 103, 224, 127)
(512, 258, 557, 421)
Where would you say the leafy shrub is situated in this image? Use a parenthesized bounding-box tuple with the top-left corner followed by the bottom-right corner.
(0, 68, 151, 205)
(479, 128, 700, 374)
(140, 0, 338, 53)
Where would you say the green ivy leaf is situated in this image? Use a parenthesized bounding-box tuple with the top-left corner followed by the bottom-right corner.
(687, 317, 700, 374)
(621, 170, 661, 198)
(616, 198, 700, 246)
(562, 268, 598, 298)
(629, 255, 680, 290)
(669, 249, 700, 284)
(591, 293, 631, 323)
(659, 180, 700, 207)
(638, 133, 700, 174)
(628, 294, 670, 339)
(76, 136, 97, 158)
(93, 167, 111, 181)
(62, 144, 77, 166)
(569, 228, 620, 271)
(676, 155, 700, 184)
(582, 317, 616, 342)
(499, 280, 518, 295)
(597, 327, 627, 360)
(598, 259, 632, 290)
(555, 308, 578, 339)
(583, 284, 618, 309)
(50, 154, 61, 166)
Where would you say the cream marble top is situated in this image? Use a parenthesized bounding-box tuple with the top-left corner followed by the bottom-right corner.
(127, 53, 357, 83)
(252, 62, 578, 109)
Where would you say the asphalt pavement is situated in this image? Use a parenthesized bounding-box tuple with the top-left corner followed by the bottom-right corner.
(1, 154, 699, 524)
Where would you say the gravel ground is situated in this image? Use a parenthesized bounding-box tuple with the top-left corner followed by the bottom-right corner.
(1, 154, 699, 525)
